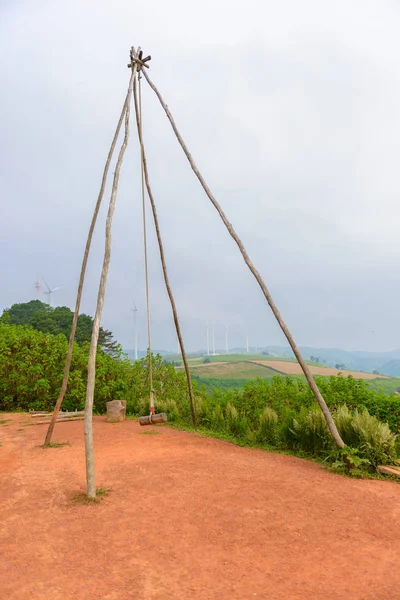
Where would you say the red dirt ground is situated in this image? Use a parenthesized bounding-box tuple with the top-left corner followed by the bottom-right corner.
(1, 414, 399, 600)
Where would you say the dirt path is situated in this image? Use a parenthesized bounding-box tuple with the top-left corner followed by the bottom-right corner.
(0, 414, 399, 600)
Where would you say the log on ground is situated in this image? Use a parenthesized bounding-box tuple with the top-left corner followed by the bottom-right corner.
(377, 465, 400, 477)
(35, 416, 84, 425)
(139, 413, 167, 426)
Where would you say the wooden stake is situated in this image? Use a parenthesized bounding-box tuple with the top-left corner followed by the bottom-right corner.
(133, 76, 197, 427)
(43, 79, 134, 447)
(84, 60, 137, 498)
(142, 69, 345, 449)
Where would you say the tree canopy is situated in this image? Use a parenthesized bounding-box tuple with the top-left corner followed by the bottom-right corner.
(0, 322, 195, 414)
(1, 300, 119, 355)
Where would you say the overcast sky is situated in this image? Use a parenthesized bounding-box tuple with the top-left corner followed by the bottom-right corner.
(1, 0, 400, 353)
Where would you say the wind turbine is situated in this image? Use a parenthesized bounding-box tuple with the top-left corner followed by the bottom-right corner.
(132, 302, 138, 360)
(212, 323, 216, 356)
(225, 324, 229, 355)
(206, 321, 210, 356)
(43, 279, 62, 306)
(246, 328, 249, 353)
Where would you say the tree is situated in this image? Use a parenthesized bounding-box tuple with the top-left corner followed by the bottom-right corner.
(0, 323, 197, 415)
(2, 301, 118, 355)
(335, 363, 346, 370)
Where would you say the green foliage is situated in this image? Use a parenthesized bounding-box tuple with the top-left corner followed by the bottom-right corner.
(331, 446, 371, 475)
(3, 300, 119, 355)
(351, 409, 397, 467)
(0, 324, 132, 413)
(290, 407, 332, 455)
(257, 407, 279, 443)
(1, 323, 398, 473)
(196, 378, 399, 471)
(191, 376, 249, 391)
(225, 402, 248, 437)
(332, 403, 397, 466)
(334, 405, 357, 446)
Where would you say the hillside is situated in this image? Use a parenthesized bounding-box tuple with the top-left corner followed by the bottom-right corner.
(175, 353, 389, 384)
(211, 346, 400, 377)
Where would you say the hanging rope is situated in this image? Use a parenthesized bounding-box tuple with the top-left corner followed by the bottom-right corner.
(137, 64, 154, 419)
(133, 68, 197, 427)
(142, 68, 344, 449)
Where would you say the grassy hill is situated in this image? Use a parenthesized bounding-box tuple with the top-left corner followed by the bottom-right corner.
(186, 361, 279, 380)
(170, 353, 400, 394)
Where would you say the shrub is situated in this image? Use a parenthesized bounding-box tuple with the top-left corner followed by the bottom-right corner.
(290, 407, 333, 455)
(257, 407, 279, 443)
(334, 405, 358, 447)
(224, 402, 248, 437)
(351, 409, 397, 466)
(212, 405, 225, 430)
(0, 323, 205, 416)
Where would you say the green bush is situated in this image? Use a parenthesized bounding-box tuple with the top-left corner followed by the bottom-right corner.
(2, 322, 398, 472)
(351, 409, 397, 466)
(333, 405, 397, 466)
(290, 406, 333, 455)
(0, 323, 202, 416)
(212, 405, 225, 430)
(225, 402, 248, 437)
(257, 407, 279, 443)
(334, 405, 358, 447)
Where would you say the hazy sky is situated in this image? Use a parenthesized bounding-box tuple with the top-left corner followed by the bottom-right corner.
(1, 0, 400, 352)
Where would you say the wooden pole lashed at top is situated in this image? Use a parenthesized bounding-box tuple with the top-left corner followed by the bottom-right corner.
(43, 78, 135, 447)
(141, 68, 345, 450)
(133, 70, 197, 427)
(84, 56, 138, 498)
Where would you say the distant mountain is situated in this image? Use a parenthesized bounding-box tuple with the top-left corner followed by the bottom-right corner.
(379, 360, 400, 377)
(263, 346, 400, 377)
(197, 345, 400, 377)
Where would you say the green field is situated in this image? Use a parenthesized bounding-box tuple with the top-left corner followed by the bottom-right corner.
(171, 353, 400, 395)
(187, 361, 279, 380)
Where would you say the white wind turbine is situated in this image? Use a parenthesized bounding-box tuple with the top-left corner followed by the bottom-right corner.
(132, 301, 138, 360)
(43, 279, 62, 306)
(225, 324, 229, 355)
(206, 321, 210, 356)
(212, 322, 216, 356)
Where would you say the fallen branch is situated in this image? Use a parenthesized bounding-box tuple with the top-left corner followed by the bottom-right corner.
(35, 417, 84, 425)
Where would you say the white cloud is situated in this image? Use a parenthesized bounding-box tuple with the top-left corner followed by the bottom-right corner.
(1, 0, 400, 351)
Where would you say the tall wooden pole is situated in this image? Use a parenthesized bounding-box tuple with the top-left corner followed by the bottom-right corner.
(133, 74, 197, 426)
(43, 84, 133, 447)
(142, 69, 344, 449)
(84, 56, 137, 498)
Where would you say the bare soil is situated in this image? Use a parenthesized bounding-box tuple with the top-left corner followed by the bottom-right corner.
(0, 414, 399, 599)
(252, 360, 388, 379)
